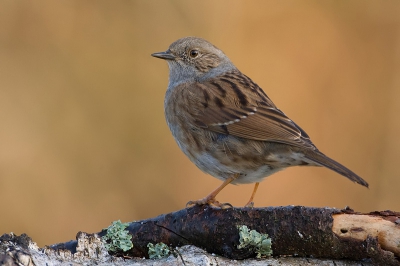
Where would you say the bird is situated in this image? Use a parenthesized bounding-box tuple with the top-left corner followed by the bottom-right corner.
(151, 36, 368, 208)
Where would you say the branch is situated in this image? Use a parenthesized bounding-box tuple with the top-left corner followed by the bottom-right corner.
(0, 233, 381, 266)
(48, 205, 399, 265)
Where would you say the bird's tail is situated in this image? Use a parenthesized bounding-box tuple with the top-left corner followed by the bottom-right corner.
(304, 151, 369, 188)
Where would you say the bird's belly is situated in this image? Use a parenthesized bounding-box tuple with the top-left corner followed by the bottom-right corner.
(234, 165, 284, 184)
(166, 117, 308, 185)
(190, 148, 286, 184)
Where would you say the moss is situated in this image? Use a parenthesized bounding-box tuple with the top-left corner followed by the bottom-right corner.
(237, 225, 272, 258)
(147, 242, 171, 259)
(102, 220, 133, 252)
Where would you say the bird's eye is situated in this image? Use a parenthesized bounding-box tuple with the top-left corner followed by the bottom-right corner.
(189, 49, 199, 58)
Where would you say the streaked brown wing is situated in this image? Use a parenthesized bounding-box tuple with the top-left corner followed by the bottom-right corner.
(188, 70, 316, 150)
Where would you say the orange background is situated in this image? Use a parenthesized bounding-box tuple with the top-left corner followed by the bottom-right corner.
(1, 1, 399, 246)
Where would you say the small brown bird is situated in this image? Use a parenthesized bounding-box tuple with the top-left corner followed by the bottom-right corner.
(152, 37, 368, 207)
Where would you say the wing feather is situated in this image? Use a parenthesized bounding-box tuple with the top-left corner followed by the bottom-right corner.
(182, 70, 316, 149)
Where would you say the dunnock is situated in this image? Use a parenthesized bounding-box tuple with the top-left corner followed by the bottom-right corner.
(152, 37, 368, 207)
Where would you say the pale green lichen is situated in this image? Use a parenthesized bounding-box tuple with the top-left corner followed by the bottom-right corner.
(147, 242, 171, 259)
(237, 225, 272, 258)
(102, 220, 133, 252)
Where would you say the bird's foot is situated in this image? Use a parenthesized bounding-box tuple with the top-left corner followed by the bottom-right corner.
(244, 201, 255, 208)
(186, 197, 233, 209)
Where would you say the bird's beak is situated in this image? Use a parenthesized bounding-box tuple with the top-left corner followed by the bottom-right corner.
(151, 50, 176, 60)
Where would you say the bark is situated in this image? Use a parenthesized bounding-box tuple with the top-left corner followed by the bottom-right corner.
(0, 233, 375, 266)
(1, 206, 399, 265)
(49, 205, 400, 265)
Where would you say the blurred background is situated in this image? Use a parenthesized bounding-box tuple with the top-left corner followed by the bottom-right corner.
(1, 0, 399, 247)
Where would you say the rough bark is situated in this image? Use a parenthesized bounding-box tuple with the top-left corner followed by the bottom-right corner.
(0, 233, 375, 266)
(50, 205, 400, 265)
(1, 206, 399, 265)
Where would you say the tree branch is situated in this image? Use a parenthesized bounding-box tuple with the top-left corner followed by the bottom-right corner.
(49, 205, 400, 265)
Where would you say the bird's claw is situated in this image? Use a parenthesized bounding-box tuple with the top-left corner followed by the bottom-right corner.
(186, 198, 233, 209)
(244, 201, 255, 208)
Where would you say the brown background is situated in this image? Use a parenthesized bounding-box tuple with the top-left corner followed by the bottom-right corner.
(1, 1, 399, 246)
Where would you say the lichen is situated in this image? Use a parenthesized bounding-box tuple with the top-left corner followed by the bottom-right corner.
(147, 242, 171, 259)
(237, 225, 272, 258)
(102, 220, 133, 252)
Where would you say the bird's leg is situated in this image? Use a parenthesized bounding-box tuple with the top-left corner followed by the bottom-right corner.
(244, 182, 260, 208)
(186, 173, 239, 208)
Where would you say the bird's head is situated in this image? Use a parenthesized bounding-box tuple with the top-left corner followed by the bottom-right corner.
(152, 37, 235, 86)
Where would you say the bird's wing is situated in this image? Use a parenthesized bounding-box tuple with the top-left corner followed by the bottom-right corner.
(184, 71, 316, 150)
